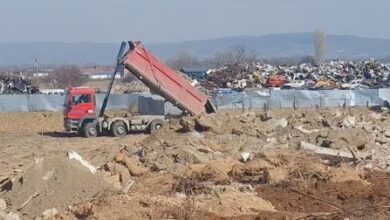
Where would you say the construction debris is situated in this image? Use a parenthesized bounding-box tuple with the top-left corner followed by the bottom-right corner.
(41, 208, 58, 219)
(0, 211, 20, 220)
(2, 108, 390, 219)
(67, 150, 97, 174)
(300, 141, 367, 160)
(0, 198, 6, 211)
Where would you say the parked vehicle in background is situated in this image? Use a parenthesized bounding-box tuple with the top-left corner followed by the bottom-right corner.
(341, 79, 369, 90)
(281, 80, 305, 89)
(266, 75, 287, 87)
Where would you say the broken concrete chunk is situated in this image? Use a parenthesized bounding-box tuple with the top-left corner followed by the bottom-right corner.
(240, 152, 251, 163)
(42, 208, 58, 219)
(0, 198, 6, 211)
(321, 118, 332, 127)
(300, 141, 368, 160)
(179, 118, 195, 132)
(67, 150, 97, 174)
(295, 125, 318, 134)
(260, 118, 288, 133)
(0, 211, 20, 220)
(385, 131, 390, 138)
(341, 116, 356, 128)
(239, 111, 257, 123)
(370, 112, 383, 120)
(319, 130, 329, 138)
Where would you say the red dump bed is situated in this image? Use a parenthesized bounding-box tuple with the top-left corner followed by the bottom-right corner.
(124, 41, 215, 116)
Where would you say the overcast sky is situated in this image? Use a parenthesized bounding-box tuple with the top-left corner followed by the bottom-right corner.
(0, 0, 388, 43)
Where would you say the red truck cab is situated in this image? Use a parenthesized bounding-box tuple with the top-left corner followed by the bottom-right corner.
(64, 87, 96, 133)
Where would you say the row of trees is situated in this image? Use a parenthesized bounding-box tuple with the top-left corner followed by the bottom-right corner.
(39, 65, 88, 88)
(166, 45, 258, 70)
(167, 30, 327, 69)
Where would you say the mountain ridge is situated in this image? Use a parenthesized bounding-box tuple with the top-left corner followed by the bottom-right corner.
(1, 33, 390, 66)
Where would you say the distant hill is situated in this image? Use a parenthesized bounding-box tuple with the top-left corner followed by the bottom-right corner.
(149, 33, 390, 60)
(1, 33, 390, 66)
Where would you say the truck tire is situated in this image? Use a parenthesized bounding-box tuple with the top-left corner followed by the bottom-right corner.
(149, 119, 164, 134)
(83, 122, 98, 138)
(112, 121, 127, 137)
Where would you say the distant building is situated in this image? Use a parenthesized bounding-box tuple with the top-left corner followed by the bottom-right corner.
(39, 89, 66, 95)
(180, 68, 208, 81)
(81, 66, 121, 79)
(33, 72, 49, 77)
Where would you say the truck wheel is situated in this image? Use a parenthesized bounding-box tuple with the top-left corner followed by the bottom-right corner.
(149, 119, 164, 134)
(112, 121, 127, 137)
(83, 122, 98, 138)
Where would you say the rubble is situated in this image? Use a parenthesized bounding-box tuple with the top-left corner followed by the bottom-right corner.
(67, 150, 97, 174)
(300, 141, 367, 160)
(0, 211, 20, 220)
(196, 59, 390, 90)
(0, 198, 6, 211)
(41, 208, 58, 219)
(2, 108, 390, 218)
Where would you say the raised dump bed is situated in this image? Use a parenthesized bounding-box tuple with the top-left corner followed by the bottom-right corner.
(124, 41, 215, 116)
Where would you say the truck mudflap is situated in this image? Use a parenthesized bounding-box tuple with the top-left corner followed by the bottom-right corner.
(124, 41, 216, 116)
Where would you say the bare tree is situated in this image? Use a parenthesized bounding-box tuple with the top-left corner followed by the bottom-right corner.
(166, 50, 199, 70)
(314, 30, 326, 65)
(51, 65, 87, 88)
(212, 45, 257, 67)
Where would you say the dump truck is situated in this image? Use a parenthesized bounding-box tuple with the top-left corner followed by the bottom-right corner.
(64, 41, 216, 138)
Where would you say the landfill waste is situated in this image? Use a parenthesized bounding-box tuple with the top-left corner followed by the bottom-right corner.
(197, 59, 390, 91)
(0, 74, 39, 94)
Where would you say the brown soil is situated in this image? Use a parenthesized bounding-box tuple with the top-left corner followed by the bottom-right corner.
(257, 172, 390, 219)
(4, 154, 110, 218)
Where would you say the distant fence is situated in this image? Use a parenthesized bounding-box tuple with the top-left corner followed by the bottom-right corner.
(213, 89, 389, 110)
(0, 93, 182, 115)
(0, 89, 390, 113)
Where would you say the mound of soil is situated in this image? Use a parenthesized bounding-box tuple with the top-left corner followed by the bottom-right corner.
(4, 153, 110, 218)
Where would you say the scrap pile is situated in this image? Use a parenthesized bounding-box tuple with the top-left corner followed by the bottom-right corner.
(201, 59, 390, 90)
(0, 75, 38, 94)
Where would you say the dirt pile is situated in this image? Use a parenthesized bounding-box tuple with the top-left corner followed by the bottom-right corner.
(2, 153, 110, 218)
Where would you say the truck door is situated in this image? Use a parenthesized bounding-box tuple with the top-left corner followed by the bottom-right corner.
(69, 93, 95, 117)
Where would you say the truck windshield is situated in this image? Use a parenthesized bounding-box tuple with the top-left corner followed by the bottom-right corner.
(71, 94, 91, 105)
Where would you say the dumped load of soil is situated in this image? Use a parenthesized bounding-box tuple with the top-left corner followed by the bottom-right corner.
(3, 153, 110, 218)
